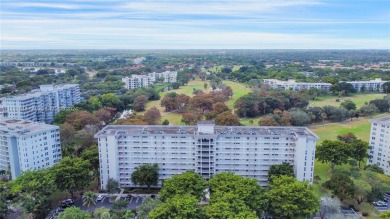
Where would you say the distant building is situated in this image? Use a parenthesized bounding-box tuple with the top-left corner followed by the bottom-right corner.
(368, 117, 390, 176)
(133, 57, 146, 64)
(345, 78, 388, 92)
(0, 84, 80, 124)
(263, 79, 331, 92)
(95, 121, 318, 189)
(0, 119, 61, 179)
(122, 71, 177, 90)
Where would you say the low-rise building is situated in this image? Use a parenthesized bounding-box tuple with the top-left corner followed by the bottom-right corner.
(95, 121, 318, 189)
(0, 119, 62, 179)
(122, 71, 177, 89)
(0, 84, 80, 124)
(368, 117, 390, 175)
(345, 78, 388, 92)
(263, 79, 331, 92)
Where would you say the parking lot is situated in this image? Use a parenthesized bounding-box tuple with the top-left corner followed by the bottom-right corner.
(74, 194, 145, 213)
(46, 194, 149, 218)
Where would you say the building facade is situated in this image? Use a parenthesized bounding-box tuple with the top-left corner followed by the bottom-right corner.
(345, 78, 387, 92)
(368, 117, 390, 175)
(0, 84, 80, 124)
(95, 122, 318, 189)
(122, 71, 177, 90)
(0, 119, 62, 179)
(263, 79, 332, 92)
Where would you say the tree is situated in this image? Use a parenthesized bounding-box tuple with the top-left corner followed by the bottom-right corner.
(323, 173, 355, 201)
(60, 123, 76, 145)
(159, 170, 207, 201)
(149, 194, 206, 219)
(290, 109, 311, 126)
(162, 119, 169, 125)
(267, 176, 320, 219)
(131, 163, 159, 191)
(222, 86, 233, 99)
(205, 102, 230, 120)
(369, 99, 390, 113)
(379, 209, 390, 219)
(143, 107, 161, 125)
(340, 99, 356, 110)
(337, 133, 357, 143)
(54, 108, 79, 124)
(382, 82, 390, 93)
(319, 196, 342, 219)
(94, 107, 116, 125)
(350, 139, 369, 167)
(215, 111, 241, 126)
(360, 104, 378, 117)
(52, 157, 94, 198)
(89, 96, 103, 110)
(209, 172, 266, 217)
(65, 111, 100, 130)
(136, 197, 162, 219)
(106, 178, 119, 194)
(365, 164, 384, 174)
(101, 93, 121, 108)
(110, 199, 130, 219)
(268, 162, 294, 181)
(93, 207, 110, 219)
(181, 112, 202, 125)
(353, 179, 371, 204)
(82, 191, 97, 207)
(116, 114, 148, 125)
(81, 146, 99, 176)
(316, 140, 352, 171)
(0, 183, 13, 219)
(258, 116, 279, 126)
(206, 192, 258, 219)
(133, 95, 148, 111)
(189, 93, 213, 113)
(10, 169, 57, 217)
(204, 82, 208, 89)
(58, 207, 90, 219)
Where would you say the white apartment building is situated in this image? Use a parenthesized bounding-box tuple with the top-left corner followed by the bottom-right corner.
(122, 71, 177, 90)
(0, 84, 80, 124)
(0, 119, 62, 179)
(368, 117, 390, 175)
(95, 121, 318, 189)
(345, 78, 388, 92)
(263, 79, 332, 92)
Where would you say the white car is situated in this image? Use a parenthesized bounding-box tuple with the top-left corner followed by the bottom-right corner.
(96, 194, 105, 202)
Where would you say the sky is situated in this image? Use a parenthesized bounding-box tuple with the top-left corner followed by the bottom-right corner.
(1, 0, 389, 49)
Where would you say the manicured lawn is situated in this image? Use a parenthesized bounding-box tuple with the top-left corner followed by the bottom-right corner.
(207, 65, 241, 73)
(240, 117, 262, 126)
(310, 93, 386, 108)
(161, 113, 184, 125)
(223, 80, 251, 109)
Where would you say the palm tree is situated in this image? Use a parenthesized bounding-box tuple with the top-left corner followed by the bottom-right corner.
(82, 191, 97, 207)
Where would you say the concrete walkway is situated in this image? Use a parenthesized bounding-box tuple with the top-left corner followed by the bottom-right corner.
(115, 189, 125, 201)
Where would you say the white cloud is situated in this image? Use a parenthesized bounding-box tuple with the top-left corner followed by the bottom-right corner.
(3, 2, 86, 9)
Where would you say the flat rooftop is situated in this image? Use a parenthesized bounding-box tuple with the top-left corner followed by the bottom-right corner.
(0, 118, 58, 135)
(371, 117, 390, 125)
(95, 124, 319, 139)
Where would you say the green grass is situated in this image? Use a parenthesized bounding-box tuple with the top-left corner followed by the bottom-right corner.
(207, 65, 241, 73)
(223, 80, 251, 109)
(310, 93, 386, 108)
(239, 117, 262, 126)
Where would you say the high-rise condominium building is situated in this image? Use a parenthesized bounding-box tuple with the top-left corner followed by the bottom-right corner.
(0, 84, 80, 124)
(0, 119, 62, 179)
(122, 71, 177, 90)
(263, 79, 332, 92)
(368, 117, 390, 175)
(95, 121, 318, 189)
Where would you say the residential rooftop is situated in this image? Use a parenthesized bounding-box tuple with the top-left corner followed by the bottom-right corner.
(0, 118, 58, 135)
(95, 124, 319, 139)
(1, 84, 79, 101)
(370, 117, 390, 125)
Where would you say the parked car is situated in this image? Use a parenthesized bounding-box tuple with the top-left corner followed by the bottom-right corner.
(60, 199, 75, 208)
(96, 194, 105, 202)
(373, 201, 387, 207)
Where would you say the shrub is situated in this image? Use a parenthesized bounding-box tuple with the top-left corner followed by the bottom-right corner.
(362, 212, 369, 216)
